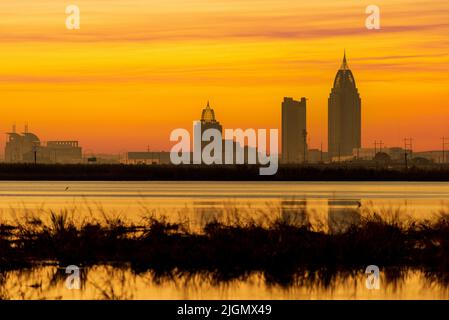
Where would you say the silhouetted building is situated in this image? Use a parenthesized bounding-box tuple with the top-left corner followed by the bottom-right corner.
(85, 154, 121, 164)
(352, 147, 410, 162)
(282, 97, 307, 163)
(200, 101, 223, 157)
(43, 141, 82, 163)
(5, 131, 39, 162)
(307, 148, 328, 163)
(374, 152, 392, 164)
(328, 53, 361, 161)
(5, 126, 82, 164)
(129, 102, 258, 166)
(126, 151, 174, 164)
(199, 101, 258, 164)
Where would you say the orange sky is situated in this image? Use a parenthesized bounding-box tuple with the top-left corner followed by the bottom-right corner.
(0, 0, 448, 154)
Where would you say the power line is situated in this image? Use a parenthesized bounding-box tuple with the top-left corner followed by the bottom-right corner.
(302, 129, 307, 164)
(374, 140, 384, 156)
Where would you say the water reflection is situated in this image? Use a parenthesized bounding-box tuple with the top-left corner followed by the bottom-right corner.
(192, 198, 364, 233)
(328, 200, 361, 233)
(280, 199, 309, 227)
(2, 264, 449, 300)
(1, 181, 449, 299)
(1, 181, 449, 225)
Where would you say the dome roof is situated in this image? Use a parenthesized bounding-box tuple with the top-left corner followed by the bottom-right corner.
(22, 132, 40, 143)
(333, 52, 357, 90)
(201, 101, 216, 123)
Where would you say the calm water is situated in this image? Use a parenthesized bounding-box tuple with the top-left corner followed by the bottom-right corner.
(0, 181, 448, 221)
(1, 181, 449, 300)
(2, 266, 449, 300)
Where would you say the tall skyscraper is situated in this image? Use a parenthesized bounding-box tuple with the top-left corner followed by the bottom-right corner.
(282, 97, 307, 163)
(328, 53, 361, 160)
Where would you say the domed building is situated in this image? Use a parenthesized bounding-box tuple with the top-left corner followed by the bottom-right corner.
(328, 52, 362, 160)
(5, 127, 40, 163)
(201, 101, 217, 123)
(5, 125, 82, 164)
(200, 101, 222, 133)
(200, 101, 223, 154)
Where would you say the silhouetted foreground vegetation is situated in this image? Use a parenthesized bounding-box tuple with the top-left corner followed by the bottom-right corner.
(1, 163, 449, 181)
(2, 210, 449, 277)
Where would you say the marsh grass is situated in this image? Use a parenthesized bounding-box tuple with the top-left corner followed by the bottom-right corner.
(3, 205, 449, 299)
(1, 204, 449, 279)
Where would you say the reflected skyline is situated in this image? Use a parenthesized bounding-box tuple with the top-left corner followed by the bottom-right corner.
(2, 180, 449, 300)
(2, 265, 449, 300)
(328, 199, 361, 234)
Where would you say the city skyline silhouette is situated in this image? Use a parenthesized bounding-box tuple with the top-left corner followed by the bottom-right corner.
(2, 0, 449, 305)
(3, 51, 447, 165)
(0, 0, 448, 154)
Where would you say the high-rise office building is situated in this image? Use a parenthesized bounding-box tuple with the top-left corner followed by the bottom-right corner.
(282, 97, 307, 163)
(328, 53, 361, 160)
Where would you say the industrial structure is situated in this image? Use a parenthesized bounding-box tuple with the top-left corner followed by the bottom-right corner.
(4, 125, 82, 164)
(126, 151, 172, 165)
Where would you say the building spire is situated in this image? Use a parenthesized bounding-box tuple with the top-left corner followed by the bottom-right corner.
(201, 100, 216, 122)
(341, 50, 348, 70)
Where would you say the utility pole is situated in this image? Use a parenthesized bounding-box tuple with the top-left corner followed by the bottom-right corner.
(404, 138, 413, 169)
(320, 142, 323, 163)
(302, 129, 307, 164)
(409, 138, 413, 157)
(442, 137, 449, 164)
(374, 140, 384, 156)
(338, 144, 341, 163)
(33, 146, 37, 165)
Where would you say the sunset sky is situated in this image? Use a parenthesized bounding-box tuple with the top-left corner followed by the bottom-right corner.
(0, 0, 448, 154)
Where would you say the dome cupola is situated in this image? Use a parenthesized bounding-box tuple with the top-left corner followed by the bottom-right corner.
(201, 101, 217, 123)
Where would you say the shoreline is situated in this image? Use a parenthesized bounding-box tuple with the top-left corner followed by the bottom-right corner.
(0, 164, 449, 181)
